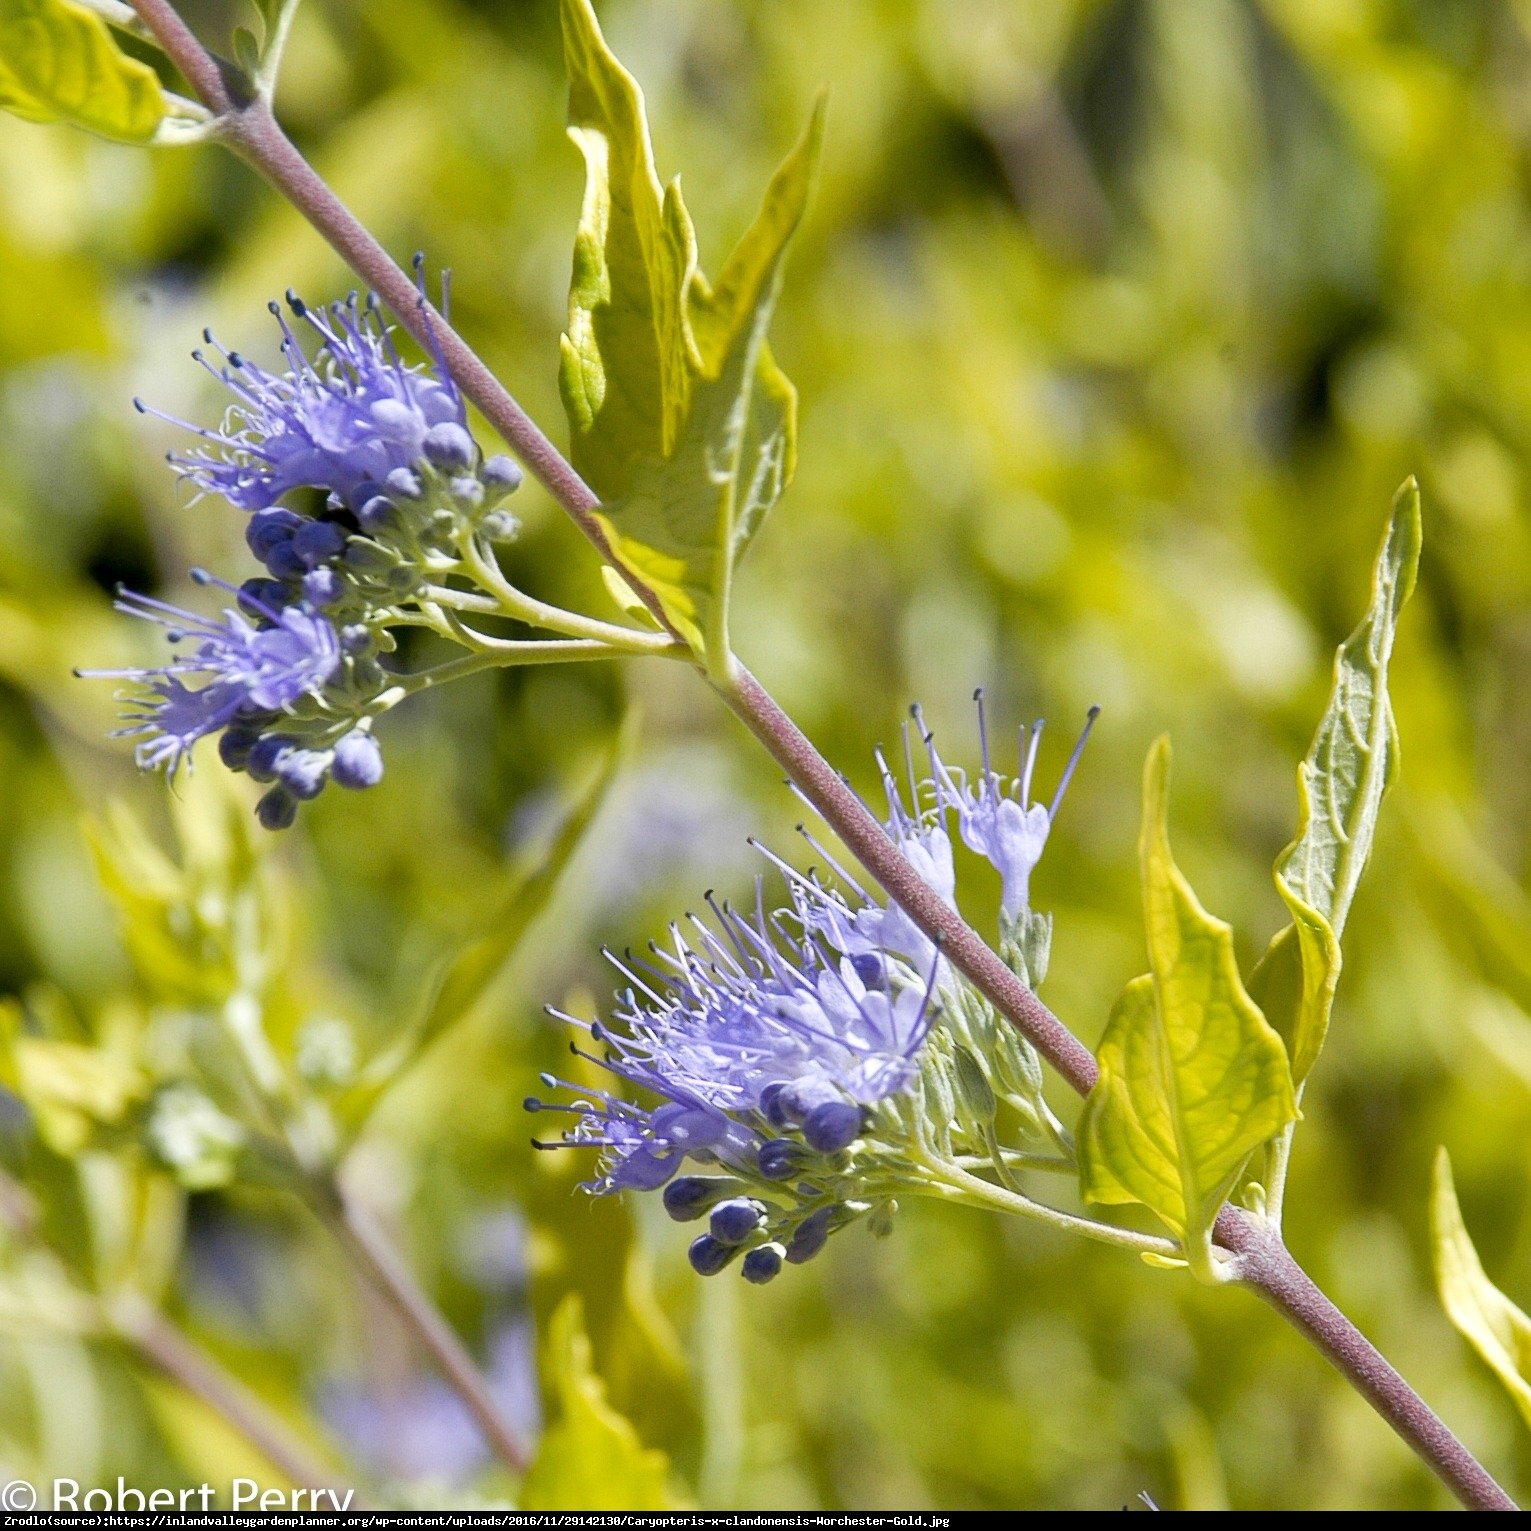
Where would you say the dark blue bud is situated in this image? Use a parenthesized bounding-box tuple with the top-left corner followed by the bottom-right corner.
(741, 1244, 784, 1285)
(255, 786, 298, 831)
(687, 1234, 735, 1277)
(302, 568, 343, 607)
(246, 507, 301, 560)
(757, 1139, 804, 1181)
(482, 454, 523, 494)
(293, 519, 348, 565)
(759, 1081, 793, 1129)
(709, 1198, 764, 1246)
(331, 730, 384, 790)
(384, 467, 424, 502)
(662, 1176, 733, 1223)
(277, 748, 332, 801)
(238, 578, 291, 617)
(786, 1207, 834, 1265)
(264, 541, 307, 580)
(340, 624, 374, 656)
(246, 734, 296, 784)
(803, 1101, 862, 1154)
(849, 951, 886, 988)
(422, 422, 476, 472)
(218, 727, 261, 771)
(358, 495, 401, 532)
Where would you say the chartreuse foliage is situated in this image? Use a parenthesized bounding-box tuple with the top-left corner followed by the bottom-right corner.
(1078, 739, 1296, 1280)
(0, 0, 165, 142)
(1080, 485, 1422, 1270)
(1249, 480, 1422, 1088)
(520, 1296, 678, 1511)
(558, 0, 819, 662)
(335, 729, 625, 1135)
(1431, 1150, 1531, 1434)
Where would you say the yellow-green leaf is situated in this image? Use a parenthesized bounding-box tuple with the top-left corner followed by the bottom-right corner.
(557, 0, 817, 658)
(1409, 796, 1531, 1023)
(520, 1295, 676, 1511)
(558, 0, 695, 498)
(1249, 480, 1421, 1084)
(14, 1036, 145, 1155)
(1432, 1148, 1531, 1433)
(338, 732, 626, 1132)
(0, 0, 165, 142)
(1079, 737, 1297, 1275)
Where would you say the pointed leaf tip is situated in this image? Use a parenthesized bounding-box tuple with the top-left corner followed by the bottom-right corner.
(557, 0, 819, 660)
(1079, 735, 1296, 1275)
(1249, 483, 1423, 1085)
(1432, 1148, 1531, 1434)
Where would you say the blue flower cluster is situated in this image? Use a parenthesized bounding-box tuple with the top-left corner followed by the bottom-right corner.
(88, 278, 523, 826)
(531, 700, 1097, 1282)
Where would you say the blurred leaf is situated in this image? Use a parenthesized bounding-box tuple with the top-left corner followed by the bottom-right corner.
(1410, 797, 1531, 1022)
(141, 1373, 297, 1494)
(85, 778, 275, 1013)
(1432, 1148, 1531, 1433)
(339, 731, 626, 1131)
(1079, 738, 1297, 1275)
(1249, 481, 1421, 1084)
(14, 1038, 142, 1155)
(558, 0, 817, 658)
(520, 1294, 676, 1511)
(0, 0, 164, 141)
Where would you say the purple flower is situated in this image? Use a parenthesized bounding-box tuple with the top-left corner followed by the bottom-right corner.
(144, 292, 466, 513)
(532, 901, 936, 1194)
(80, 576, 341, 775)
(931, 696, 1099, 925)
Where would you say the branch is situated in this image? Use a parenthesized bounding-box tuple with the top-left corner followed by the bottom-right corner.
(1220, 1214, 1517, 1512)
(307, 1176, 531, 1475)
(113, 1296, 354, 1499)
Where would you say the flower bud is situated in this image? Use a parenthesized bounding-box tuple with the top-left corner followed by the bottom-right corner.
(293, 519, 348, 565)
(479, 509, 520, 542)
(757, 1139, 806, 1181)
(786, 1207, 834, 1265)
(256, 785, 298, 830)
(246, 733, 296, 784)
(302, 568, 342, 607)
(384, 466, 424, 502)
(332, 730, 384, 790)
(662, 1176, 738, 1223)
(709, 1198, 764, 1246)
(277, 747, 332, 801)
(246, 507, 301, 560)
(482, 454, 523, 495)
(218, 727, 261, 771)
(687, 1234, 735, 1277)
(423, 421, 476, 472)
(741, 1243, 785, 1285)
(802, 1100, 862, 1153)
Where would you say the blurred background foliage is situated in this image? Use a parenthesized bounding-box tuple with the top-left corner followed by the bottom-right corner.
(2, 0, 1531, 1510)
